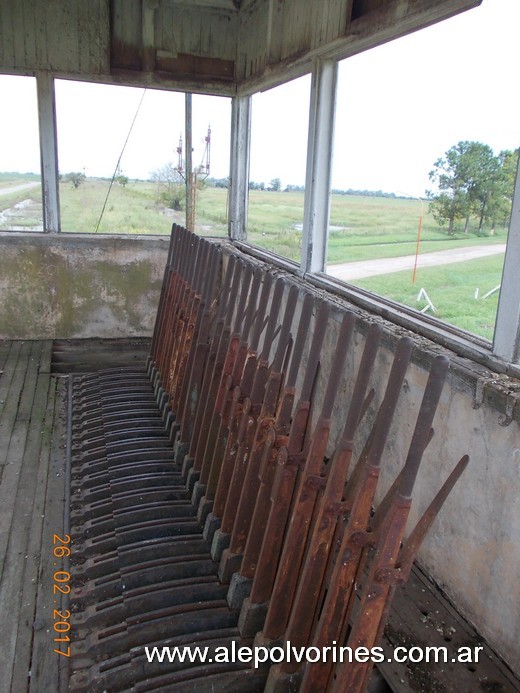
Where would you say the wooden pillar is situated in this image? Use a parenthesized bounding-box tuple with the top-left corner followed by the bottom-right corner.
(493, 157, 520, 363)
(228, 95, 251, 241)
(36, 72, 60, 233)
(301, 59, 338, 274)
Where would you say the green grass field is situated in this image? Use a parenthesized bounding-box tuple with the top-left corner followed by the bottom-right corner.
(60, 179, 228, 235)
(355, 255, 503, 340)
(1, 175, 505, 249)
(59, 179, 173, 234)
(0, 174, 505, 339)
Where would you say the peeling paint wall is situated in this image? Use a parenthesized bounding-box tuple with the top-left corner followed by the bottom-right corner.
(0, 233, 169, 339)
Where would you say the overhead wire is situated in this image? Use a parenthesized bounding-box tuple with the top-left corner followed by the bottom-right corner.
(94, 88, 147, 233)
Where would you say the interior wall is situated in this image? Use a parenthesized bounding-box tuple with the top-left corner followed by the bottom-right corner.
(0, 233, 169, 339)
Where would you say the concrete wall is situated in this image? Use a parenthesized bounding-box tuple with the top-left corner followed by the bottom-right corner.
(0, 232, 169, 339)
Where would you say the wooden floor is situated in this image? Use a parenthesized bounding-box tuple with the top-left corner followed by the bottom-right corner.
(0, 340, 67, 693)
(0, 340, 518, 693)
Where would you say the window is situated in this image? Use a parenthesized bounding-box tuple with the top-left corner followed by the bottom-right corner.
(55, 82, 231, 235)
(0, 75, 42, 231)
(56, 81, 184, 234)
(248, 75, 311, 261)
(327, 0, 519, 342)
(189, 93, 231, 237)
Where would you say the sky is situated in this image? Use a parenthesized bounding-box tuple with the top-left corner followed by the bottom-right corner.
(0, 0, 519, 197)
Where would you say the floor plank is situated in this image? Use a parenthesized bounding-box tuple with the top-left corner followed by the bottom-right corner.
(0, 339, 12, 371)
(378, 566, 520, 692)
(0, 340, 24, 438)
(12, 377, 59, 693)
(30, 377, 68, 693)
(0, 341, 62, 693)
(0, 342, 49, 688)
(0, 341, 43, 578)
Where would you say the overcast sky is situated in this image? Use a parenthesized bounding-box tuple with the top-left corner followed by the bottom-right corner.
(1, 0, 518, 197)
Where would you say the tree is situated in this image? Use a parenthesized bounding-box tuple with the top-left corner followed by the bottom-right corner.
(117, 174, 129, 187)
(269, 177, 282, 192)
(64, 172, 86, 189)
(427, 141, 506, 235)
(486, 149, 519, 230)
(467, 143, 501, 233)
(151, 162, 185, 211)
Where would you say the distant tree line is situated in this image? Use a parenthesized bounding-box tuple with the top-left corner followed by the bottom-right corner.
(331, 188, 403, 198)
(206, 178, 408, 198)
(427, 141, 518, 235)
(201, 141, 519, 238)
(206, 177, 290, 192)
(206, 177, 229, 188)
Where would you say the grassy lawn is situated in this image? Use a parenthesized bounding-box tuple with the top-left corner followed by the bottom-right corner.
(0, 175, 505, 256)
(0, 174, 42, 228)
(0, 171, 40, 186)
(354, 255, 503, 340)
(0, 187, 40, 212)
(327, 196, 504, 263)
(192, 188, 505, 263)
(59, 179, 173, 234)
(58, 179, 227, 235)
(0, 174, 41, 213)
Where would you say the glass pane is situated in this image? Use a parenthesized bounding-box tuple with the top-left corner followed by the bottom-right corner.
(56, 82, 230, 235)
(0, 75, 42, 231)
(327, 0, 519, 341)
(56, 80, 184, 234)
(248, 75, 311, 261)
(190, 93, 231, 237)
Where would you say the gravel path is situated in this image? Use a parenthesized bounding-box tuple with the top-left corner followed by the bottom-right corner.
(327, 243, 506, 281)
(0, 181, 40, 196)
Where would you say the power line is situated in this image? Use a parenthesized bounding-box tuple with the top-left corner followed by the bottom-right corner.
(94, 88, 147, 233)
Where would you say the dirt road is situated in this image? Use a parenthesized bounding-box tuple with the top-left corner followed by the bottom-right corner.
(327, 243, 506, 282)
(0, 181, 40, 196)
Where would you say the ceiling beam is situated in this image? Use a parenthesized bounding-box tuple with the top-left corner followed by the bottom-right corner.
(142, 0, 158, 72)
(237, 0, 482, 95)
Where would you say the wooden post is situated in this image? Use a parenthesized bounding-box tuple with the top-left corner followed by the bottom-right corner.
(228, 95, 251, 241)
(301, 59, 338, 274)
(36, 72, 60, 233)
